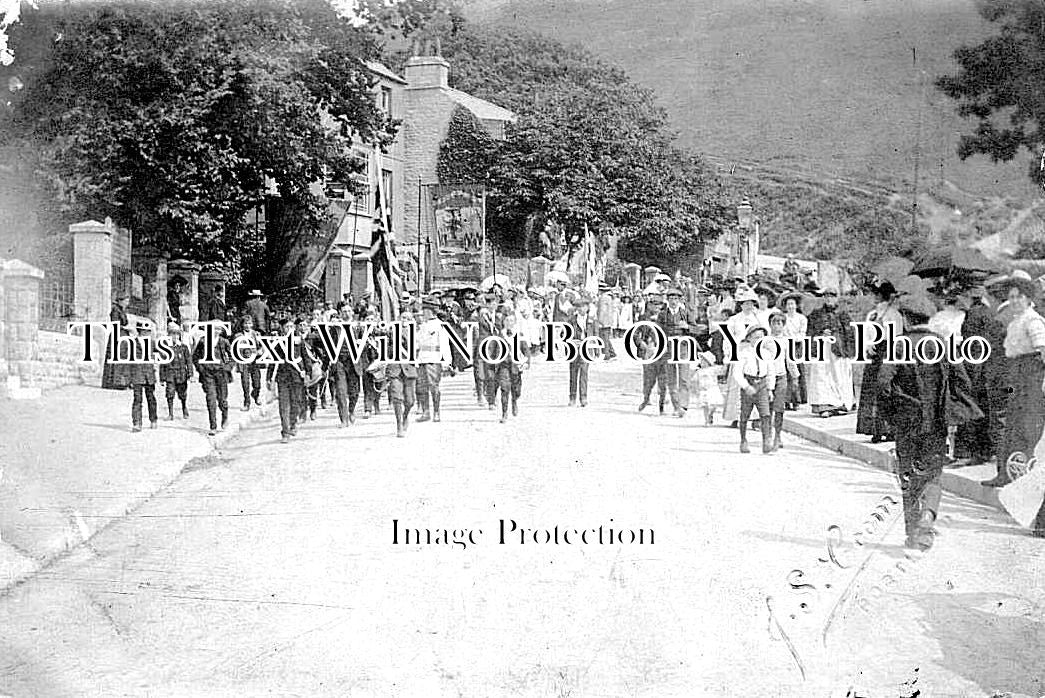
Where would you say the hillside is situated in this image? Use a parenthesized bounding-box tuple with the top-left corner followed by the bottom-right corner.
(472, 0, 1038, 203)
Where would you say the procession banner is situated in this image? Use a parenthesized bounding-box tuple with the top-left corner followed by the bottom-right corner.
(428, 183, 485, 284)
(268, 196, 351, 292)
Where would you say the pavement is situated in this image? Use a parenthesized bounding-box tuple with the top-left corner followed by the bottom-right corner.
(0, 381, 277, 591)
(0, 355, 1041, 697)
(781, 411, 1004, 512)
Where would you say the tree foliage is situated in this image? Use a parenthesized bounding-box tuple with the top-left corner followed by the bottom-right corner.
(0, 0, 391, 272)
(936, 0, 1045, 180)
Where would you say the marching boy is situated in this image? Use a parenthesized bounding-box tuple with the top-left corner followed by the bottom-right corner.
(235, 315, 263, 411)
(160, 322, 193, 420)
(193, 321, 235, 436)
(129, 320, 159, 432)
(733, 324, 774, 454)
(568, 294, 599, 407)
(767, 310, 801, 451)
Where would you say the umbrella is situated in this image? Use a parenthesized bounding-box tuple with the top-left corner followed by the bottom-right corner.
(910, 246, 999, 278)
(480, 274, 510, 291)
(871, 256, 914, 285)
(545, 270, 570, 285)
(653, 273, 672, 283)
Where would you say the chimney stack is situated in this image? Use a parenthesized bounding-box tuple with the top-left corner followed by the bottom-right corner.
(404, 56, 450, 89)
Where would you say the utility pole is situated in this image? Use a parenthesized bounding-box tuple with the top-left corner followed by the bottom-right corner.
(911, 46, 924, 236)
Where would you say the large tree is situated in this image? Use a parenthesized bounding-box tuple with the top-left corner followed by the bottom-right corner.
(1, 0, 391, 275)
(936, 0, 1045, 183)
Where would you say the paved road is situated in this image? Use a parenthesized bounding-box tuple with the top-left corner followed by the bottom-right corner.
(0, 360, 1041, 697)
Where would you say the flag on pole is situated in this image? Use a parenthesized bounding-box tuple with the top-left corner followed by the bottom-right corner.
(371, 149, 401, 319)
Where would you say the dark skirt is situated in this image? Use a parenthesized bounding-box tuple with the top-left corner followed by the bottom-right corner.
(856, 347, 890, 437)
(101, 332, 130, 390)
(1000, 354, 1045, 468)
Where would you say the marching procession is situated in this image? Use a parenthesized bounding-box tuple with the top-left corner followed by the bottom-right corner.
(98, 253, 1045, 554)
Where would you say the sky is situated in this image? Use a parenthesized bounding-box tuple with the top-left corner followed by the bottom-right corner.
(0, 0, 19, 65)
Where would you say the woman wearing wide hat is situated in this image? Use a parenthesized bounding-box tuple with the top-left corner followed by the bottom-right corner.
(856, 280, 902, 443)
(779, 290, 808, 409)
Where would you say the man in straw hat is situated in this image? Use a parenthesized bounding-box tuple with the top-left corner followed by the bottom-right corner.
(636, 289, 669, 413)
(244, 289, 271, 334)
(658, 287, 693, 417)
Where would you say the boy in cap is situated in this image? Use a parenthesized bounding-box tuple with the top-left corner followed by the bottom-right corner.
(193, 321, 235, 436)
(128, 321, 159, 432)
(234, 315, 263, 411)
(732, 324, 774, 454)
(160, 322, 193, 420)
(387, 311, 419, 437)
(568, 294, 599, 406)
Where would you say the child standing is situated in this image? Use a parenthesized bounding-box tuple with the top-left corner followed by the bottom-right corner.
(128, 320, 159, 432)
(160, 322, 192, 420)
(693, 351, 723, 426)
(235, 315, 262, 411)
(733, 324, 773, 454)
(767, 310, 800, 450)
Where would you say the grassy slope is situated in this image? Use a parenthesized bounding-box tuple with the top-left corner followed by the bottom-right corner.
(475, 0, 1037, 202)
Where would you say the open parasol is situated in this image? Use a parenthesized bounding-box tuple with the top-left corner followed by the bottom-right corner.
(479, 274, 510, 291)
(910, 246, 1000, 278)
(545, 270, 570, 285)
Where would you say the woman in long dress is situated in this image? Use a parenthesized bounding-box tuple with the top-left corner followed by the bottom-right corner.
(856, 281, 902, 442)
(101, 295, 131, 390)
(805, 288, 855, 417)
(722, 289, 762, 426)
(780, 292, 808, 409)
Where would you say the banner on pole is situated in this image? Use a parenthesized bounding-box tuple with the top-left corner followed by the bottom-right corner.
(267, 197, 351, 293)
(428, 183, 485, 285)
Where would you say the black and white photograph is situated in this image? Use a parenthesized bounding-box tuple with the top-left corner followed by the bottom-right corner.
(0, 0, 1043, 695)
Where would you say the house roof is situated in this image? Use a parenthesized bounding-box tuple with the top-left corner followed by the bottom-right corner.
(365, 60, 407, 85)
(444, 87, 516, 123)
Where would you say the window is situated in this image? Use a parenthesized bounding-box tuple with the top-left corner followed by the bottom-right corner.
(379, 86, 392, 116)
(381, 169, 393, 214)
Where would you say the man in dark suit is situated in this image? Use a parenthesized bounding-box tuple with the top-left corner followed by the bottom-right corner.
(244, 289, 272, 334)
(568, 294, 599, 407)
(657, 287, 695, 417)
(387, 311, 419, 437)
(329, 304, 363, 427)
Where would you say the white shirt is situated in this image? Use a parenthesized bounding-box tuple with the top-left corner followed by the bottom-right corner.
(733, 343, 770, 391)
(416, 318, 452, 366)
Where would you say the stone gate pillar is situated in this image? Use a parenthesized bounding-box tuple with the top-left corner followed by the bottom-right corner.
(1, 258, 44, 399)
(134, 247, 169, 330)
(71, 219, 113, 322)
